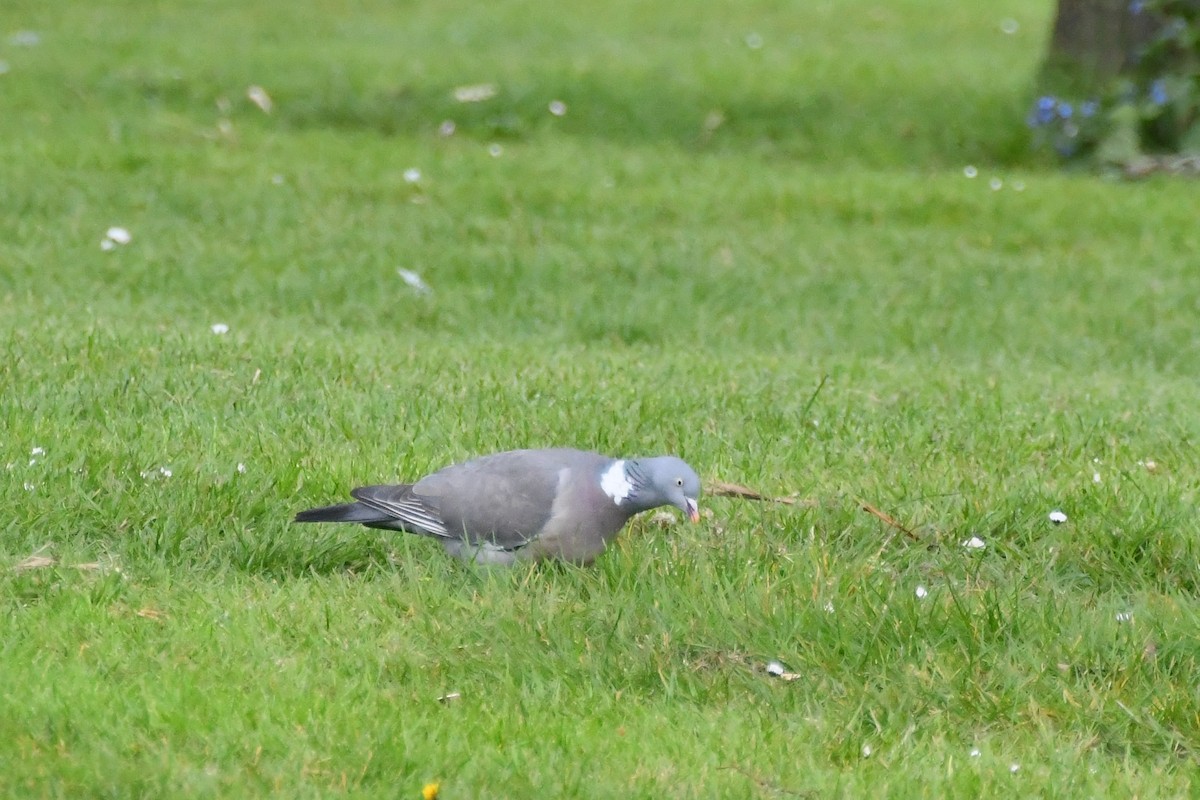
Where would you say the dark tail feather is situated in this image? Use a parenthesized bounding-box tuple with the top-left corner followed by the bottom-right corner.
(294, 502, 388, 524)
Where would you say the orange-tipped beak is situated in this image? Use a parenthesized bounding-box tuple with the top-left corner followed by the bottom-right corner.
(685, 499, 700, 523)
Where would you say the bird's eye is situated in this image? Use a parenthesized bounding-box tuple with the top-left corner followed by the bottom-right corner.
(676, 478, 683, 487)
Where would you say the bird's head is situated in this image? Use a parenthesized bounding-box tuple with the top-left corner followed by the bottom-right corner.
(622, 456, 702, 522)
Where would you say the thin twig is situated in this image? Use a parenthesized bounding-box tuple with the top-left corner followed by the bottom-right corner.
(859, 500, 920, 541)
(704, 480, 815, 507)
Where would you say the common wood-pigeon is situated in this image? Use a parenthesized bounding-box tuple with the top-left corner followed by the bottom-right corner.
(294, 448, 702, 565)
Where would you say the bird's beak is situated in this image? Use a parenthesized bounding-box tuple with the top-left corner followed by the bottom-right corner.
(685, 498, 700, 523)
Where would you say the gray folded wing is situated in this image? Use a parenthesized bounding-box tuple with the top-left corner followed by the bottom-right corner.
(410, 448, 610, 550)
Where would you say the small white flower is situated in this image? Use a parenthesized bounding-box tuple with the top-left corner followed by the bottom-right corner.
(1010, 763, 1020, 774)
(745, 32, 763, 49)
(31, 447, 45, 457)
(915, 585, 929, 599)
(548, 100, 567, 117)
(246, 85, 273, 113)
(1011, 180, 1026, 191)
(23, 482, 34, 491)
(1000, 18, 1019, 34)
(438, 119, 456, 137)
(1093, 472, 1102, 484)
(1116, 611, 1132, 622)
(271, 174, 285, 185)
(106, 226, 132, 245)
(211, 323, 230, 335)
(970, 747, 981, 758)
(159, 467, 173, 478)
(453, 83, 497, 103)
(963, 165, 978, 178)
(861, 744, 872, 758)
(397, 268, 431, 294)
(766, 660, 785, 677)
(823, 601, 835, 614)
(487, 143, 504, 157)
(1049, 510, 1068, 524)
(403, 167, 422, 183)
(989, 177, 1003, 190)
(236, 462, 247, 474)
(963, 536, 986, 550)
(100, 239, 116, 251)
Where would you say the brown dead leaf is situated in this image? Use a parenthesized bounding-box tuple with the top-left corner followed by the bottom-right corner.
(14, 554, 56, 571)
(136, 607, 167, 621)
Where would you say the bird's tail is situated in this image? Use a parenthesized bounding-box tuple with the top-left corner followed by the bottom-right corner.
(294, 502, 388, 524)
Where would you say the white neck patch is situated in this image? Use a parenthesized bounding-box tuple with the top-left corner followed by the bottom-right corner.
(599, 460, 633, 505)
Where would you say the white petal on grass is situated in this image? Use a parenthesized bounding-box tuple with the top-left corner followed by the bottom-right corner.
(246, 85, 273, 113)
(766, 660, 785, 677)
(106, 226, 132, 245)
(9, 31, 41, 47)
(861, 744, 872, 758)
(487, 143, 503, 157)
(403, 167, 422, 183)
(1010, 763, 1020, 774)
(548, 99, 567, 117)
(453, 83, 497, 103)
(211, 323, 230, 335)
(963, 536, 986, 550)
(970, 747, 982, 758)
(1049, 510, 1068, 524)
(915, 585, 929, 599)
(963, 165, 978, 178)
(398, 268, 431, 294)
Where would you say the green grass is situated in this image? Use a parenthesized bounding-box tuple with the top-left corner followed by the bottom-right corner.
(3, 0, 1199, 796)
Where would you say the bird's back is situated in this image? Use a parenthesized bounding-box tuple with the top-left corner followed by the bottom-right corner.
(414, 448, 613, 548)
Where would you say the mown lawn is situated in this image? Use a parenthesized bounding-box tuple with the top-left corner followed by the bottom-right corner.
(2, 0, 1199, 796)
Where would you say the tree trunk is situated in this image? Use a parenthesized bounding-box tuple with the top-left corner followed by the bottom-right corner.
(1042, 0, 1161, 90)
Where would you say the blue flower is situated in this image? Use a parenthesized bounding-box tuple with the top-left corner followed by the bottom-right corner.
(1028, 95, 1058, 126)
(1080, 100, 1099, 118)
(1057, 101, 1073, 119)
(1150, 79, 1168, 105)
(1129, 0, 1145, 14)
